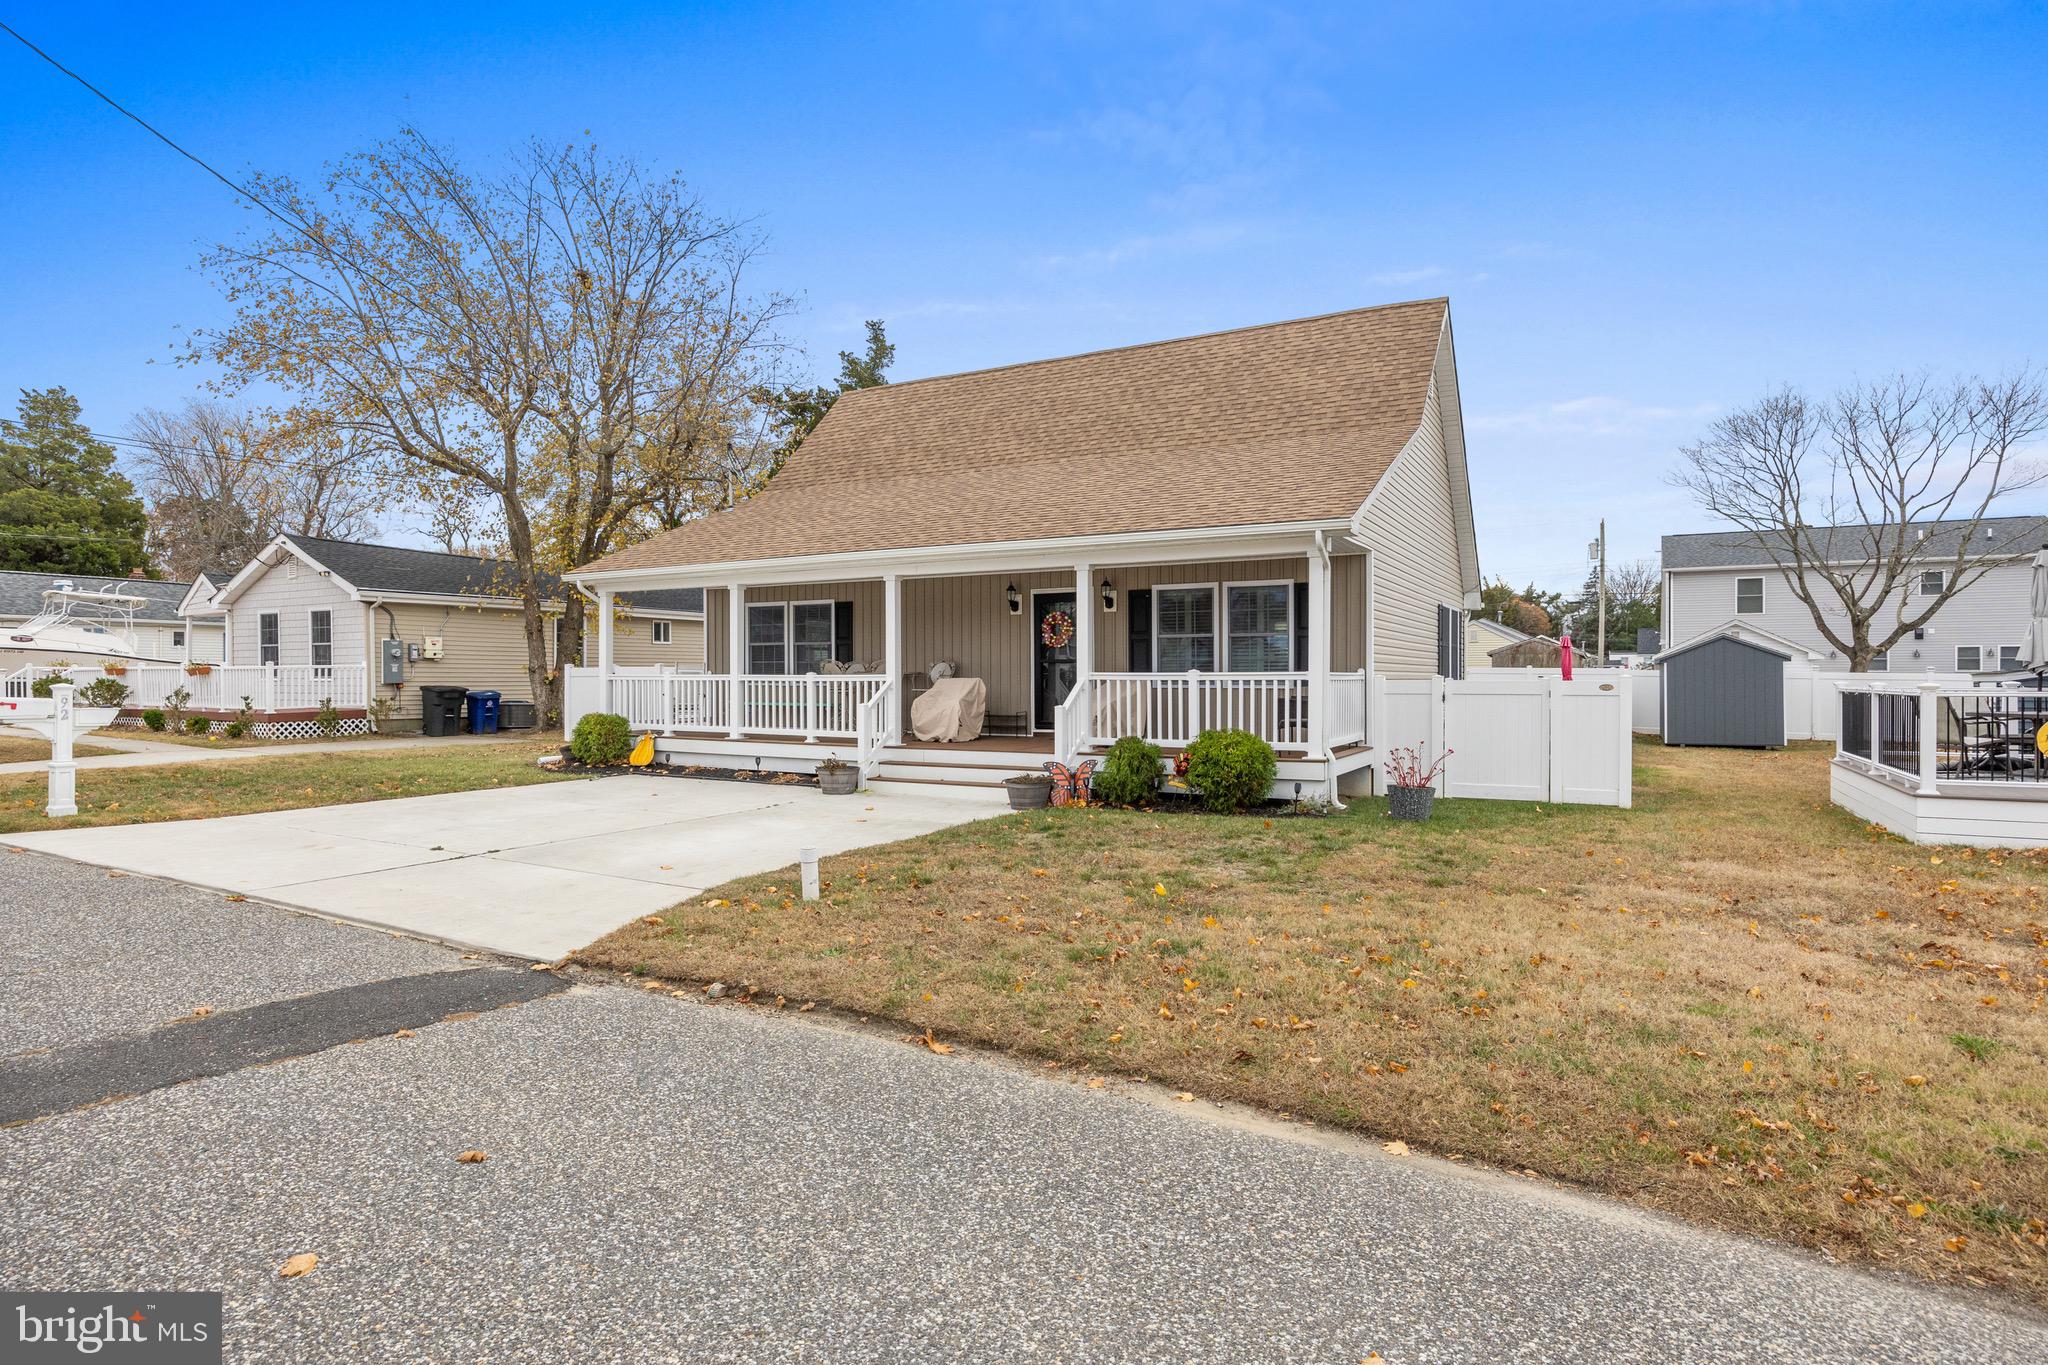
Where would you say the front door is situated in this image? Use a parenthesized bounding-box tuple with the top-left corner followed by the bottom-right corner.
(1032, 591, 1078, 731)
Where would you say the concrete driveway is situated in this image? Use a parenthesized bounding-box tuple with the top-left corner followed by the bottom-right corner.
(3, 776, 1002, 959)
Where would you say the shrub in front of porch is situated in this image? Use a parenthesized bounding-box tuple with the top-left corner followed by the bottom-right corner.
(571, 711, 633, 766)
(1184, 729, 1278, 812)
(1094, 736, 1166, 807)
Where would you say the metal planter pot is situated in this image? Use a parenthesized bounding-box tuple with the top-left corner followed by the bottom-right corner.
(1387, 784, 1436, 821)
(1005, 777, 1054, 810)
(818, 766, 859, 796)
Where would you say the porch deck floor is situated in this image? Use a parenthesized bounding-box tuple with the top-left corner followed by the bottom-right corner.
(647, 729, 1356, 759)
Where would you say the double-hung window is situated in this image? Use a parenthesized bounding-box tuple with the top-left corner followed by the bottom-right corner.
(1734, 576, 1764, 614)
(1153, 587, 1216, 672)
(1956, 645, 1983, 672)
(1868, 649, 1890, 672)
(1920, 570, 1946, 595)
(746, 604, 787, 675)
(1225, 583, 1293, 672)
(651, 619, 672, 645)
(2000, 644, 2023, 672)
(258, 612, 280, 666)
(310, 610, 333, 671)
(790, 602, 835, 674)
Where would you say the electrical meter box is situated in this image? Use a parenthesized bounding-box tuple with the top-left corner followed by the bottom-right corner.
(422, 636, 446, 660)
(380, 638, 405, 685)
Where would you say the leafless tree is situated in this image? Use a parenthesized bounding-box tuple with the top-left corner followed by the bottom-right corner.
(1607, 558, 1660, 610)
(129, 400, 380, 578)
(1672, 373, 2048, 669)
(190, 130, 791, 716)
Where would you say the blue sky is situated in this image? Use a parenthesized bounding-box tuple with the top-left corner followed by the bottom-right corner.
(3, 1, 2043, 589)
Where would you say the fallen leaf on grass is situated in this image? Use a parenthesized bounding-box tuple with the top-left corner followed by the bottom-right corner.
(1944, 1236, 1969, 1253)
(641, 916, 665, 927)
(1173, 1092, 1195, 1102)
(1907, 1203, 1927, 1218)
(913, 1029, 953, 1055)
(1381, 1141, 1409, 1156)
(1904, 1074, 1927, 1087)
(278, 1253, 319, 1279)
(455, 1150, 488, 1164)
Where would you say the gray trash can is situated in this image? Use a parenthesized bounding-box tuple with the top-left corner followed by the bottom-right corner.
(418, 685, 468, 737)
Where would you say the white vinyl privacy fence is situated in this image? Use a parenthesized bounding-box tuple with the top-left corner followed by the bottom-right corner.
(1381, 670, 1634, 807)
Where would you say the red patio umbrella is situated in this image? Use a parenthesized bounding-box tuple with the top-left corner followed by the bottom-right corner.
(1559, 629, 1575, 681)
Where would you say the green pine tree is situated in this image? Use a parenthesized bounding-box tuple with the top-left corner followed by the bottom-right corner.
(0, 388, 150, 575)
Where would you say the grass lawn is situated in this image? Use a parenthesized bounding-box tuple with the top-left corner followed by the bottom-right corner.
(0, 737, 118, 763)
(0, 741, 575, 833)
(582, 739, 2048, 1306)
(93, 727, 385, 750)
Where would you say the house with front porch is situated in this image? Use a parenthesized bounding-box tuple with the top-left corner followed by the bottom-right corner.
(565, 297, 1481, 798)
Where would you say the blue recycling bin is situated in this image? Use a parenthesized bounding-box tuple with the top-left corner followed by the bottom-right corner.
(464, 689, 502, 735)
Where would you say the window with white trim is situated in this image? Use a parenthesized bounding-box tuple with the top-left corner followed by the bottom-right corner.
(2000, 644, 2023, 672)
(1225, 583, 1293, 672)
(258, 612, 280, 666)
(791, 602, 835, 674)
(1868, 649, 1889, 672)
(746, 604, 787, 675)
(310, 610, 333, 670)
(651, 619, 672, 645)
(1153, 586, 1216, 672)
(172, 629, 185, 648)
(1919, 570, 1945, 595)
(1956, 645, 1982, 672)
(1734, 576, 1764, 614)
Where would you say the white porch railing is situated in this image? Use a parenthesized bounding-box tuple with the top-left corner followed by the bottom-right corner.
(1087, 671, 1319, 750)
(1054, 676, 1091, 764)
(856, 680, 894, 778)
(603, 673, 887, 740)
(2, 663, 366, 711)
(1837, 679, 2047, 789)
(1329, 669, 1369, 748)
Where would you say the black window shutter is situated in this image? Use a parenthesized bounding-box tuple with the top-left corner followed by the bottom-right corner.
(1293, 582, 1308, 670)
(1455, 610, 1467, 679)
(834, 600, 854, 664)
(1436, 605, 1453, 678)
(1127, 589, 1152, 671)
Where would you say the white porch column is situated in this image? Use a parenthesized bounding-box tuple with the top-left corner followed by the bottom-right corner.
(596, 589, 616, 718)
(1072, 562, 1093, 683)
(1307, 535, 1331, 755)
(883, 573, 903, 743)
(726, 584, 745, 739)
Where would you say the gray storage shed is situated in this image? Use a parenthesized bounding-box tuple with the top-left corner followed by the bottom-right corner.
(1659, 632, 1789, 748)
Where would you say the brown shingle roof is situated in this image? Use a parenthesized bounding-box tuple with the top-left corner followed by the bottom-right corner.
(581, 297, 1448, 575)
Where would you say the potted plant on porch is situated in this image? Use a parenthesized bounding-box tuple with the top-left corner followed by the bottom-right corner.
(816, 755, 859, 796)
(1383, 744, 1452, 821)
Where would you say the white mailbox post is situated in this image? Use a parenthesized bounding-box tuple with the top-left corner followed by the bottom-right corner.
(47, 681, 78, 818)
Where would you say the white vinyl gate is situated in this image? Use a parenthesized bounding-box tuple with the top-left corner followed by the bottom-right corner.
(1381, 670, 1633, 808)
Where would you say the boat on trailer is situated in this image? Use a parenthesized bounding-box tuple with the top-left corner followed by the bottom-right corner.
(0, 582, 180, 673)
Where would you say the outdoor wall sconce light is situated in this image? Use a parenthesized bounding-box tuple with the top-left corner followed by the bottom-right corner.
(1100, 577, 1116, 613)
(1005, 583, 1022, 615)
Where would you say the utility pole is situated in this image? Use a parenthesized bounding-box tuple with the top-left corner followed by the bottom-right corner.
(1588, 520, 1608, 666)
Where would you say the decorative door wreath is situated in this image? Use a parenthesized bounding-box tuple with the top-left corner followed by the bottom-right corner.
(1039, 608, 1075, 650)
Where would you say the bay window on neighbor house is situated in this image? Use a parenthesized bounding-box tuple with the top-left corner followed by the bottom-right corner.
(1735, 576, 1765, 614)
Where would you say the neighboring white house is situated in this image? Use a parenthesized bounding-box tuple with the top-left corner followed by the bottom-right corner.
(172, 568, 233, 663)
(209, 535, 706, 732)
(1661, 516, 2048, 674)
(0, 569, 204, 660)
(565, 297, 1484, 798)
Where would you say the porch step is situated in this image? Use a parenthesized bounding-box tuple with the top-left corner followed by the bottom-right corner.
(872, 758, 1046, 785)
(869, 774, 1010, 791)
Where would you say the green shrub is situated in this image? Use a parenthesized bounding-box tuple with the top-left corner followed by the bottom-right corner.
(222, 719, 250, 739)
(1183, 728, 1278, 813)
(571, 712, 633, 765)
(29, 673, 58, 698)
(1093, 735, 1164, 806)
(315, 696, 342, 737)
(79, 676, 130, 708)
(184, 715, 213, 736)
(140, 709, 167, 732)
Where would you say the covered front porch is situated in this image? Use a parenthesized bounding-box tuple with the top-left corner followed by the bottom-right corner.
(566, 528, 1383, 795)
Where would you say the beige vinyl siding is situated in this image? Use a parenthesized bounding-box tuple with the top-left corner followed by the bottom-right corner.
(609, 615, 707, 669)
(227, 561, 364, 667)
(186, 621, 226, 663)
(375, 602, 541, 721)
(1664, 559, 2037, 673)
(1354, 362, 1465, 679)
(694, 557, 1370, 724)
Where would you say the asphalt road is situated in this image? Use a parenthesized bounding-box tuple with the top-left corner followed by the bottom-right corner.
(3, 851, 2044, 1363)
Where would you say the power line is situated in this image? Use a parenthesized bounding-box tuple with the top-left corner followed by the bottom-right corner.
(0, 20, 304, 236)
